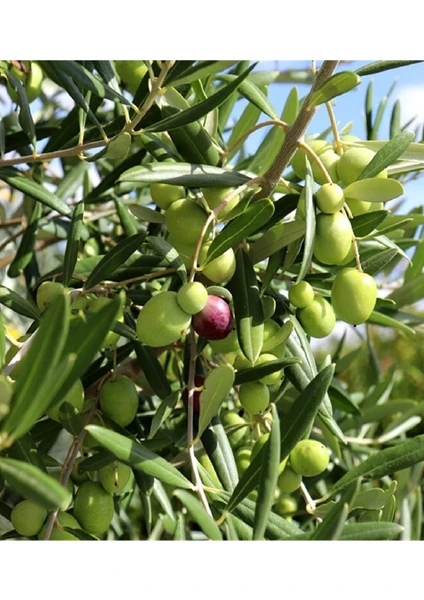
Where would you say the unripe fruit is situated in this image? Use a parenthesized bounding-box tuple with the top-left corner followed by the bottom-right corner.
(256, 353, 283, 385)
(346, 197, 372, 216)
(290, 439, 330, 477)
(235, 446, 252, 475)
(278, 466, 302, 493)
(11, 500, 47, 537)
(150, 182, 185, 210)
(38, 511, 81, 541)
(291, 140, 329, 180)
(47, 378, 84, 422)
(177, 282, 208, 315)
(314, 212, 353, 265)
(261, 296, 276, 320)
(202, 187, 240, 219)
(337, 148, 387, 186)
(137, 291, 191, 347)
(199, 243, 236, 284)
(7, 62, 43, 103)
(0, 375, 13, 420)
(316, 183, 345, 214)
(297, 297, 336, 338)
(74, 481, 114, 536)
(209, 329, 240, 354)
(98, 461, 132, 495)
(115, 60, 148, 94)
(165, 199, 208, 246)
(192, 295, 233, 341)
(99, 375, 139, 427)
(71, 457, 90, 485)
(234, 353, 254, 371)
(239, 381, 269, 414)
(36, 281, 65, 312)
(289, 281, 315, 308)
(263, 319, 280, 344)
(167, 235, 196, 269)
(315, 149, 340, 185)
(221, 411, 249, 449)
(331, 268, 377, 325)
(274, 494, 298, 517)
(89, 296, 124, 349)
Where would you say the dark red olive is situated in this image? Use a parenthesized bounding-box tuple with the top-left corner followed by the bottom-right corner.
(192, 295, 233, 341)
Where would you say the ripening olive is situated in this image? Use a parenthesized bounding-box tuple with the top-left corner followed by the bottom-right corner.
(331, 268, 377, 325)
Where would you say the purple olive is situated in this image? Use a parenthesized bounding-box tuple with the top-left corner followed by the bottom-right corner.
(192, 295, 233, 341)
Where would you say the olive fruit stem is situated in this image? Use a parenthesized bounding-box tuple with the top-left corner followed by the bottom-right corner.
(257, 60, 339, 198)
(325, 100, 343, 156)
(342, 205, 363, 272)
(300, 481, 322, 524)
(297, 140, 333, 185)
(186, 327, 213, 517)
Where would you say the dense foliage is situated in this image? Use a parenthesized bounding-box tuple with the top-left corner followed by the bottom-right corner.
(0, 59, 424, 541)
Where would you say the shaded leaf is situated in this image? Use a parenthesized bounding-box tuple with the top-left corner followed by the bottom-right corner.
(63, 201, 84, 287)
(358, 131, 415, 181)
(146, 236, 187, 283)
(248, 221, 306, 265)
(310, 71, 360, 107)
(149, 391, 180, 439)
(173, 490, 222, 540)
(195, 366, 235, 442)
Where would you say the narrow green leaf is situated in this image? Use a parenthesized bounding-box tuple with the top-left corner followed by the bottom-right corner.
(228, 249, 264, 363)
(340, 521, 403, 540)
(0, 115, 5, 159)
(55, 60, 130, 105)
(173, 490, 222, 540)
(1, 295, 70, 440)
(166, 60, 238, 87)
(248, 221, 306, 265)
(405, 240, 424, 283)
(361, 248, 398, 276)
(224, 446, 266, 515)
(234, 357, 300, 385)
(253, 404, 280, 540)
(114, 200, 139, 237)
(195, 366, 235, 442)
(6, 70, 36, 148)
(368, 310, 416, 336)
(310, 71, 361, 107)
(390, 99, 401, 139)
(132, 341, 173, 401)
(7, 200, 42, 279)
(0, 168, 71, 217)
(217, 74, 278, 120)
(358, 131, 415, 181)
(326, 435, 424, 499)
(365, 81, 373, 139)
(40, 61, 105, 134)
(0, 310, 5, 371)
(145, 64, 256, 133)
(351, 482, 397, 511)
(146, 236, 187, 283)
(261, 320, 293, 353)
(296, 158, 315, 282)
(120, 162, 250, 188)
(149, 391, 180, 439)
(129, 204, 165, 224)
(226, 102, 261, 161)
(370, 80, 397, 140)
(280, 364, 335, 461)
(351, 210, 389, 237)
(84, 233, 144, 290)
(356, 60, 423, 76)
(388, 273, 424, 308)
(344, 178, 404, 202)
(201, 417, 239, 492)
(207, 198, 275, 265)
(63, 201, 84, 287)
(85, 425, 195, 490)
(0, 458, 71, 511)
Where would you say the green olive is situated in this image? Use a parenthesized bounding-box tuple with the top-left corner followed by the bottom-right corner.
(313, 212, 353, 265)
(221, 411, 249, 449)
(290, 439, 330, 477)
(47, 378, 84, 422)
(316, 183, 345, 214)
(36, 281, 65, 312)
(239, 381, 269, 414)
(7, 62, 43, 103)
(98, 461, 132, 495)
(337, 147, 387, 186)
(289, 281, 315, 308)
(297, 296, 336, 338)
(137, 291, 192, 347)
(115, 60, 148, 94)
(38, 511, 81, 541)
(11, 500, 47, 537)
(99, 375, 139, 427)
(291, 140, 330, 180)
(165, 199, 208, 246)
(199, 242, 236, 284)
(74, 481, 114, 537)
(202, 187, 240, 219)
(331, 267, 377, 325)
(150, 182, 185, 210)
(176, 282, 208, 315)
(235, 446, 252, 476)
(278, 466, 302, 493)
